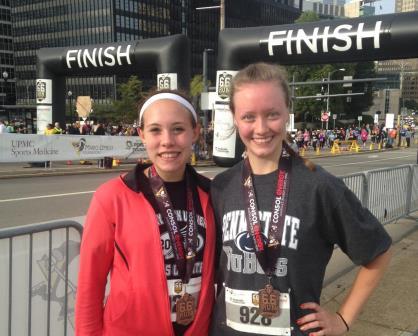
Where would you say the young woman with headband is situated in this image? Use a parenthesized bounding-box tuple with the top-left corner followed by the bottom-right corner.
(210, 63, 392, 336)
(76, 89, 215, 336)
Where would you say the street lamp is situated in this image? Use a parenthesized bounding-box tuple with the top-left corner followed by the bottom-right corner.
(203, 48, 214, 93)
(325, 68, 345, 130)
(326, 68, 346, 116)
(2, 70, 8, 105)
(67, 90, 73, 123)
(196, 0, 225, 30)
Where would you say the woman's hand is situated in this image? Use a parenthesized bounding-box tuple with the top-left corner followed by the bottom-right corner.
(297, 302, 349, 336)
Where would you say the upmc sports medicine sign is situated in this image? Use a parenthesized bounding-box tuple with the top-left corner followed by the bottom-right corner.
(0, 134, 147, 162)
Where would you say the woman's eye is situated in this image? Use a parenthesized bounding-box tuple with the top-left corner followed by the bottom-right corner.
(268, 111, 280, 119)
(173, 127, 185, 133)
(241, 114, 255, 122)
(149, 128, 161, 133)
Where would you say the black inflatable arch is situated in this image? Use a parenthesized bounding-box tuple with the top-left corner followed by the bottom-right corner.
(213, 11, 418, 166)
(36, 34, 190, 133)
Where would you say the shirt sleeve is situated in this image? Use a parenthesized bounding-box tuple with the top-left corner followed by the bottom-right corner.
(319, 176, 392, 266)
(75, 193, 115, 335)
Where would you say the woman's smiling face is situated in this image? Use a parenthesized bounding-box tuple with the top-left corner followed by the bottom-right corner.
(139, 99, 199, 182)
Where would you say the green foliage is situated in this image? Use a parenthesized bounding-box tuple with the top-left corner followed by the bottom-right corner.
(296, 11, 320, 23)
(112, 76, 146, 123)
(284, 11, 376, 124)
(403, 99, 418, 111)
(190, 74, 204, 98)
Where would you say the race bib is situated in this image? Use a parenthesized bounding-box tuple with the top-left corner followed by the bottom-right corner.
(168, 277, 201, 322)
(225, 287, 291, 335)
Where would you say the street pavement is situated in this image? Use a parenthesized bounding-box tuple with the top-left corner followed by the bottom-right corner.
(0, 145, 417, 335)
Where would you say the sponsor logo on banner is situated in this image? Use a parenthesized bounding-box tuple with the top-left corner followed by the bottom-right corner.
(125, 139, 146, 154)
(36, 79, 52, 104)
(71, 137, 114, 155)
(158, 73, 178, 90)
(261, 20, 382, 56)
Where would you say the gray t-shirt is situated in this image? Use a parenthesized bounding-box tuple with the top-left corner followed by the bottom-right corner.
(210, 156, 391, 336)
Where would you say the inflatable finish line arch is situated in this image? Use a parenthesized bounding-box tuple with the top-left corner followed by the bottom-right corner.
(212, 11, 418, 166)
(36, 34, 190, 133)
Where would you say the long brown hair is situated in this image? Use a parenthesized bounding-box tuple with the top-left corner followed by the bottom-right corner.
(229, 62, 315, 171)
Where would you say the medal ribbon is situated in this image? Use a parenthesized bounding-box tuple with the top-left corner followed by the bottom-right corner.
(148, 165, 197, 284)
(242, 142, 292, 277)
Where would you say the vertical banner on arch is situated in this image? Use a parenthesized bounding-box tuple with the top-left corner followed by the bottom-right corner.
(36, 79, 53, 134)
(213, 70, 238, 158)
(158, 73, 178, 90)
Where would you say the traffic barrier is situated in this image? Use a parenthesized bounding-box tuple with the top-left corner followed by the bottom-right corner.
(112, 158, 120, 167)
(0, 221, 83, 336)
(331, 142, 340, 154)
(2, 165, 417, 335)
(190, 152, 196, 166)
(350, 141, 360, 153)
(299, 148, 305, 157)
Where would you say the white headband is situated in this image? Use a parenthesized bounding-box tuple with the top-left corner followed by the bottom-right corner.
(139, 93, 197, 126)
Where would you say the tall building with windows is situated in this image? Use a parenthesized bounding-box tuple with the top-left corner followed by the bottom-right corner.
(11, 0, 300, 128)
(302, 0, 345, 18)
(374, 0, 418, 104)
(0, 0, 15, 121)
(396, 0, 418, 12)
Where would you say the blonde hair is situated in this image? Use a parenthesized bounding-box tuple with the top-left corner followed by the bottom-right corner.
(229, 62, 315, 171)
(229, 62, 291, 113)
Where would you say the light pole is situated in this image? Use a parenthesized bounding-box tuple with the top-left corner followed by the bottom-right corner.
(2, 70, 8, 106)
(326, 68, 346, 116)
(203, 48, 214, 93)
(196, 0, 225, 30)
(67, 90, 73, 123)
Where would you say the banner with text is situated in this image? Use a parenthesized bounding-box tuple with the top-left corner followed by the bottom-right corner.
(0, 134, 147, 162)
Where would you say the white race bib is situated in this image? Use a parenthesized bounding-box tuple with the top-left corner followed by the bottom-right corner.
(225, 286, 291, 335)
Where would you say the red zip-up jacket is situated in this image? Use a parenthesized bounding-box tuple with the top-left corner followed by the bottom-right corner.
(75, 164, 215, 335)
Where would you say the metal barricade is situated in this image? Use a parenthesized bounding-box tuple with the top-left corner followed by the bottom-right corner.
(0, 221, 82, 336)
(340, 173, 367, 207)
(365, 165, 413, 225)
(411, 165, 418, 212)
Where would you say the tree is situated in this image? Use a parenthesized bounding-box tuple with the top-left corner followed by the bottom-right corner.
(112, 76, 146, 123)
(285, 11, 376, 126)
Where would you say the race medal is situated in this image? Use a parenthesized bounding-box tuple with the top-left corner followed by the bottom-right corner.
(176, 292, 196, 326)
(259, 284, 280, 318)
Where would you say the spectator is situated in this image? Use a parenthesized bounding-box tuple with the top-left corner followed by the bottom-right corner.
(0, 119, 7, 133)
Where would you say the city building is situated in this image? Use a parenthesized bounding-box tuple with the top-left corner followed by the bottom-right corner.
(10, 0, 300, 131)
(365, 88, 400, 125)
(396, 0, 418, 12)
(375, 0, 418, 105)
(344, 0, 375, 17)
(0, 0, 16, 123)
(302, 0, 345, 18)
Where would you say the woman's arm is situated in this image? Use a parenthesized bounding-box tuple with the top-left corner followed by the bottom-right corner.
(298, 247, 392, 336)
(75, 195, 115, 336)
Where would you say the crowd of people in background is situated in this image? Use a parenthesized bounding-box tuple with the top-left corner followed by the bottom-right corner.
(292, 123, 416, 151)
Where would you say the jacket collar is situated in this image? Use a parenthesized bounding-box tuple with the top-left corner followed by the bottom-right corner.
(122, 163, 210, 195)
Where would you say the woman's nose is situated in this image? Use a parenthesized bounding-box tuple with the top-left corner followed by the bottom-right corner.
(254, 117, 268, 134)
(161, 130, 175, 146)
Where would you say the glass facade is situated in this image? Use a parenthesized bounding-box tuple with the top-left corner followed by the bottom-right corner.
(0, 0, 14, 108)
(12, 0, 301, 109)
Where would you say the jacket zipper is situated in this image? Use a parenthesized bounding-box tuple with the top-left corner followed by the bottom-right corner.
(115, 241, 129, 270)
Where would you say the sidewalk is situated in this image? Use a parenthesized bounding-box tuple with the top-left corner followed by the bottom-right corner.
(0, 145, 403, 179)
(322, 214, 418, 336)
